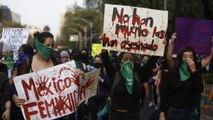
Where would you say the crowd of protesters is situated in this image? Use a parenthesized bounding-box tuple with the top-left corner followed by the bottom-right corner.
(0, 31, 212, 120)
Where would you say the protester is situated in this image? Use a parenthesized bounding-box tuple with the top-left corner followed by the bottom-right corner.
(166, 33, 213, 119)
(14, 44, 34, 76)
(159, 46, 204, 120)
(71, 48, 89, 120)
(149, 58, 162, 109)
(88, 55, 110, 120)
(10, 44, 34, 120)
(3, 49, 14, 78)
(58, 49, 71, 64)
(81, 48, 92, 69)
(52, 50, 60, 64)
(71, 48, 87, 71)
(136, 55, 151, 108)
(0, 72, 11, 120)
(0, 55, 8, 76)
(12, 31, 65, 120)
(101, 49, 159, 120)
(110, 51, 119, 69)
(30, 31, 58, 72)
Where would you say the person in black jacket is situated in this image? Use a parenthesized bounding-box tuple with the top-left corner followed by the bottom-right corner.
(159, 46, 204, 120)
(10, 44, 34, 120)
(88, 55, 110, 120)
(0, 72, 11, 120)
(0, 60, 8, 77)
(166, 33, 213, 120)
(101, 50, 158, 120)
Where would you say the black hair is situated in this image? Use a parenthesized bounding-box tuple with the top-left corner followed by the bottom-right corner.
(92, 55, 102, 64)
(33, 31, 54, 50)
(118, 52, 135, 63)
(71, 48, 81, 56)
(33, 31, 54, 43)
(81, 48, 89, 54)
(19, 44, 34, 56)
(174, 46, 197, 70)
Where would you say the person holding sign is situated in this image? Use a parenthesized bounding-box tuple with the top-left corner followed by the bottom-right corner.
(12, 32, 64, 120)
(31, 31, 58, 72)
(13, 31, 58, 106)
(10, 44, 34, 120)
(89, 55, 110, 120)
(101, 48, 159, 120)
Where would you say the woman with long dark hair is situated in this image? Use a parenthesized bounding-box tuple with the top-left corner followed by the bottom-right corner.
(159, 46, 204, 120)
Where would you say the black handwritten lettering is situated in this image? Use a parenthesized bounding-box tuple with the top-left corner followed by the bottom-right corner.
(100, 34, 118, 47)
(115, 24, 149, 38)
(121, 39, 158, 52)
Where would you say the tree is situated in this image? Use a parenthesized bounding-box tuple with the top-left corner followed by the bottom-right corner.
(60, 4, 102, 49)
(60, 0, 213, 49)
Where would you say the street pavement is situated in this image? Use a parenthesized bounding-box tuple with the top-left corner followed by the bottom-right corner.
(141, 85, 213, 120)
(200, 84, 213, 120)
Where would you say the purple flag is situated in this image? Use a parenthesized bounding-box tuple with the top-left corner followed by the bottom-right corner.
(174, 17, 213, 55)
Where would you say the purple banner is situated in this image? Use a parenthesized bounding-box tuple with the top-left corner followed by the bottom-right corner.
(174, 17, 213, 55)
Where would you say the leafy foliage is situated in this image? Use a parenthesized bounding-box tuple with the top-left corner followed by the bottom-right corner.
(60, 4, 102, 49)
(61, 0, 213, 48)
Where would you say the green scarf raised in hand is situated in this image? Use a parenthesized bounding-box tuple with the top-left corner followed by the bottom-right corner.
(179, 60, 191, 81)
(120, 60, 134, 94)
(34, 38, 55, 61)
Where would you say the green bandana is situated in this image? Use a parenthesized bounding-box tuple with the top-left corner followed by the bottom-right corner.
(75, 60, 82, 69)
(34, 38, 55, 61)
(179, 60, 191, 81)
(120, 60, 134, 94)
(3, 53, 14, 69)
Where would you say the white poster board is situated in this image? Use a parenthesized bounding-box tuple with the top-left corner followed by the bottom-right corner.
(14, 60, 100, 120)
(102, 4, 168, 56)
(1, 28, 29, 60)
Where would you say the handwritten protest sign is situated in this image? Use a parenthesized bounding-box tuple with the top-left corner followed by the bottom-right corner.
(1, 28, 29, 60)
(92, 43, 102, 56)
(78, 69, 100, 104)
(101, 4, 168, 56)
(174, 17, 213, 55)
(14, 60, 100, 120)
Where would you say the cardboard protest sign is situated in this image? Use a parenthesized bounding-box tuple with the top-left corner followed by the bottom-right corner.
(1, 28, 29, 60)
(14, 60, 100, 120)
(174, 17, 213, 55)
(92, 43, 102, 56)
(102, 4, 168, 56)
(78, 69, 100, 104)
